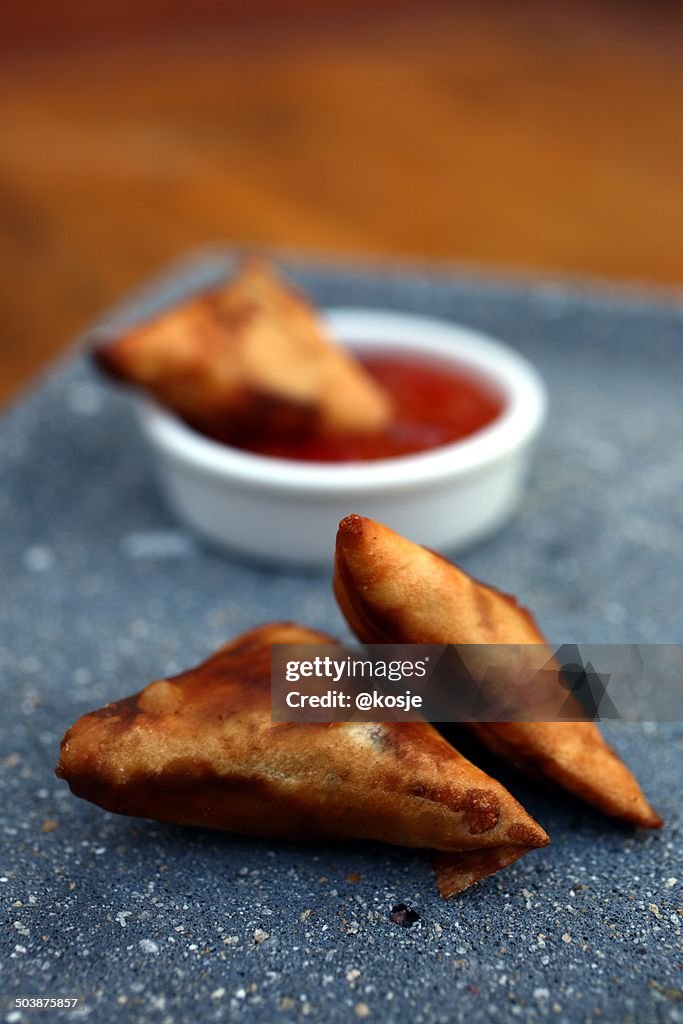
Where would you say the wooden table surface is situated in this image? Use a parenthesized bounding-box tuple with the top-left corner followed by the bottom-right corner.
(1, 2, 682, 405)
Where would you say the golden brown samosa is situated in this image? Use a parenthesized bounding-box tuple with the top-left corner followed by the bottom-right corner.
(334, 515, 662, 829)
(56, 623, 549, 898)
(94, 260, 391, 439)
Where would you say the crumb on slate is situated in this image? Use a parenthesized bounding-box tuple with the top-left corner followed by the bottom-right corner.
(390, 903, 420, 927)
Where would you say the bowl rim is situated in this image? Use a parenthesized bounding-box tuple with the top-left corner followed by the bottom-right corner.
(137, 308, 547, 494)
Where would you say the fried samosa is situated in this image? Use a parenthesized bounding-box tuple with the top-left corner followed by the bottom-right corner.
(334, 515, 661, 829)
(94, 260, 391, 439)
(56, 623, 549, 898)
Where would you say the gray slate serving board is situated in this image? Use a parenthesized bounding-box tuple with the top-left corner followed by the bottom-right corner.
(1, 252, 682, 1024)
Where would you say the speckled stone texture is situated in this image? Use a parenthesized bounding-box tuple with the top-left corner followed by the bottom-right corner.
(1, 253, 682, 1024)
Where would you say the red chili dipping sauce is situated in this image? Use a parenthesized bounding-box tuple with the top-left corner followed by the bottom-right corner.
(200, 353, 504, 463)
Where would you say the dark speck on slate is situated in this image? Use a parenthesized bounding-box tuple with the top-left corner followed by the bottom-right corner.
(390, 904, 420, 928)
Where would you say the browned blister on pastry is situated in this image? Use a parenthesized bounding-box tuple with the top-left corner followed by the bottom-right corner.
(334, 515, 662, 829)
(94, 260, 391, 438)
(56, 623, 548, 897)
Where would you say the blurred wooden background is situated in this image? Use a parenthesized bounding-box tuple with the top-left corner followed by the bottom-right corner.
(1, 1, 682, 404)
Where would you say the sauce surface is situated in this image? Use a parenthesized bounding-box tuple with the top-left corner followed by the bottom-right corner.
(199, 353, 504, 463)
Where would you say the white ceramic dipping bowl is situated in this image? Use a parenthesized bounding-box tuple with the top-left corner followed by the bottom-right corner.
(136, 309, 547, 567)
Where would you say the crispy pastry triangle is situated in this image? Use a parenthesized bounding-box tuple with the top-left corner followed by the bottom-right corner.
(56, 623, 548, 897)
(95, 260, 391, 438)
(334, 515, 662, 829)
